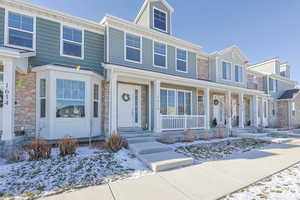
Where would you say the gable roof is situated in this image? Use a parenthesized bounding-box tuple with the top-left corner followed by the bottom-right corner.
(135, 0, 174, 23)
(210, 45, 249, 63)
(278, 89, 300, 100)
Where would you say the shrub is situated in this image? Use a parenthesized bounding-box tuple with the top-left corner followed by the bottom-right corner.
(58, 136, 77, 156)
(158, 135, 177, 144)
(26, 138, 52, 160)
(212, 118, 218, 128)
(247, 120, 251, 126)
(106, 134, 126, 152)
(182, 129, 196, 142)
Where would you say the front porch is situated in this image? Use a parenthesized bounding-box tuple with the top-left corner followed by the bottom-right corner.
(104, 64, 269, 138)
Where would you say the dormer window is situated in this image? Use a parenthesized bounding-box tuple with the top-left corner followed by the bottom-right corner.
(235, 65, 243, 82)
(153, 8, 167, 32)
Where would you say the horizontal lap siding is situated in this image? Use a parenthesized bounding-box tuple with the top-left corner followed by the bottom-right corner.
(0, 7, 5, 46)
(30, 17, 104, 74)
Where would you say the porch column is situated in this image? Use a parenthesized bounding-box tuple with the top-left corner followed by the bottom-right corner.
(226, 91, 232, 129)
(153, 80, 161, 133)
(203, 88, 210, 129)
(2, 60, 16, 141)
(259, 97, 264, 127)
(238, 93, 245, 128)
(252, 95, 259, 127)
(110, 72, 117, 135)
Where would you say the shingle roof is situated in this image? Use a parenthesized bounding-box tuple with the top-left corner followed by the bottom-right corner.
(278, 89, 300, 100)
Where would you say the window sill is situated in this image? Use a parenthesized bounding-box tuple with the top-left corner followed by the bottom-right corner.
(5, 43, 35, 52)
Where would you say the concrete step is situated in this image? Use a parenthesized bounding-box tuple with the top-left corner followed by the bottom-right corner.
(232, 132, 269, 138)
(138, 151, 194, 171)
(127, 137, 157, 144)
(129, 142, 172, 155)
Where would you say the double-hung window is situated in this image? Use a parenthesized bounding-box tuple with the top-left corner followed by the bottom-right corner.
(253, 76, 258, 90)
(292, 102, 296, 117)
(61, 25, 83, 59)
(153, 41, 167, 67)
(160, 89, 191, 116)
(125, 33, 141, 63)
(153, 8, 167, 32)
(269, 78, 277, 92)
(222, 61, 232, 80)
(7, 11, 34, 49)
(40, 79, 46, 118)
(56, 79, 85, 118)
(235, 65, 243, 82)
(93, 84, 99, 118)
(176, 48, 187, 72)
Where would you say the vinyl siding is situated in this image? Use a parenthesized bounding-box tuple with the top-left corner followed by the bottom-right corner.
(108, 27, 197, 79)
(30, 17, 104, 74)
(0, 7, 5, 46)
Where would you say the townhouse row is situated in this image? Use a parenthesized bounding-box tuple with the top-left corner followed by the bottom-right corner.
(0, 0, 298, 141)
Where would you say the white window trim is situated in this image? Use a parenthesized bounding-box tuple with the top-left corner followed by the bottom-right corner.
(160, 88, 192, 115)
(124, 32, 142, 64)
(176, 48, 188, 73)
(153, 40, 168, 68)
(4, 9, 36, 51)
(221, 60, 233, 81)
(60, 24, 85, 60)
(152, 7, 168, 33)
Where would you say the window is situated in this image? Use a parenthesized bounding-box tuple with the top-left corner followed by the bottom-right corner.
(235, 65, 243, 82)
(272, 102, 276, 117)
(56, 79, 85, 118)
(125, 33, 141, 63)
(292, 102, 296, 117)
(61, 25, 83, 58)
(176, 48, 187, 72)
(269, 78, 277, 92)
(253, 76, 258, 90)
(7, 11, 34, 49)
(93, 84, 99, 118)
(153, 41, 167, 67)
(153, 8, 167, 32)
(160, 89, 191, 116)
(40, 79, 46, 118)
(280, 71, 286, 77)
(222, 61, 232, 80)
(264, 101, 267, 118)
(0, 73, 3, 82)
(198, 95, 204, 103)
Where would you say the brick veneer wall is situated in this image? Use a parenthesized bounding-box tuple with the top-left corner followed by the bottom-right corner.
(140, 85, 148, 129)
(15, 72, 36, 134)
(247, 74, 264, 91)
(197, 57, 209, 80)
(101, 81, 110, 135)
(244, 97, 251, 125)
(277, 101, 289, 128)
(292, 94, 300, 128)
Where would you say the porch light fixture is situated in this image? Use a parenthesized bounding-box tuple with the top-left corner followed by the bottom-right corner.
(74, 65, 81, 71)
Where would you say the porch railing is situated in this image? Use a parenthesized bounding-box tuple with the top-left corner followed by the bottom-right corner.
(161, 115, 205, 131)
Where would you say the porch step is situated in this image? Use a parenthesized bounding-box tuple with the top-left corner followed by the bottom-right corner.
(129, 142, 172, 155)
(127, 136, 157, 144)
(118, 127, 144, 134)
(138, 151, 194, 172)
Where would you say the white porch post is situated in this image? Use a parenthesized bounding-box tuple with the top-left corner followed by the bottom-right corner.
(110, 72, 117, 135)
(204, 88, 210, 129)
(239, 93, 245, 128)
(153, 80, 161, 133)
(2, 60, 16, 141)
(226, 91, 232, 129)
(252, 95, 259, 127)
(259, 97, 264, 127)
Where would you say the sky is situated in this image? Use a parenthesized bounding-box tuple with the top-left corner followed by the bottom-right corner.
(23, 0, 300, 84)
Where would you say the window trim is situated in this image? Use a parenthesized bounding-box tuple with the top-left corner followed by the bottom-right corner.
(153, 40, 167, 68)
(93, 84, 100, 118)
(152, 7, 168, 33)
(39, 79, 46, 118)
(4, 9, 36, 51)
(235, 65, 243, 83)
(176, 48, 188, 73)
(60, 24, 85, 60)
(124, 32, 142, 64)
(221, 60, 233, 81)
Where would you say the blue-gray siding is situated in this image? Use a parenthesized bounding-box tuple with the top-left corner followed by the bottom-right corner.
(149, 2, 171, 35)
(0, 7, 5, 46)
(30, 17, 104, 74)
(108, 27, 197, 79)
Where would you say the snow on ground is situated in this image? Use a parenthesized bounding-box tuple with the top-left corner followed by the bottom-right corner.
(172, 138, 272, 163)
(223, 162, 300, 200)
(0, 146, 150, 199)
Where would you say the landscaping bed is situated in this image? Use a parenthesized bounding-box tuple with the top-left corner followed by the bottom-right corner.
(222, 162, 300, 200)
(174, 138, 271, 162)
(0, 145, 150, 199)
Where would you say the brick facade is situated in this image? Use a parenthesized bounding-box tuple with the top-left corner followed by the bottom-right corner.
(292, 94, 300, 128)
(15, 72, 36, 134)
(247, 74, 264, 91)
(101, 81, 110, 135)
(277, 101, 289, 128)
(197, 56, 209, 80)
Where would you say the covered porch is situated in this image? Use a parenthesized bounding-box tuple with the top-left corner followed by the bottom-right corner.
(0, 47, 36, 141)
(104, 64, 268, 137)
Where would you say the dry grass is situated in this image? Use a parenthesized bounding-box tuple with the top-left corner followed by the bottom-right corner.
(58, 136, 77, 156)
(106, 134, 126, 152)
(25, 138, 52, 161)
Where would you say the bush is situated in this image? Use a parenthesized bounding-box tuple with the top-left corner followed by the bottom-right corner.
(58, 136, 77, 156)
(106, 134, 126, 152)
(212, 118, 218, 128)
(247, 120, 251, 126)
(182, 129, 196, 142)
(26, 138, 52, 160)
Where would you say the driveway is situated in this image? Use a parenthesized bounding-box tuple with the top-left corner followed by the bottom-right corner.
(40, 137, 300, 200)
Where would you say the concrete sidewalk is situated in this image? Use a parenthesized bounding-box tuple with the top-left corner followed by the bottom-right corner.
(41, 138, 300, 200)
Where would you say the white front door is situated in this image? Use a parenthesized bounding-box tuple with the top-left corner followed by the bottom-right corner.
(118, 84, 141, 128)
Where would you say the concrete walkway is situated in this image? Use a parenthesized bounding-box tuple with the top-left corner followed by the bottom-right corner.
(40, 138, 300, 200)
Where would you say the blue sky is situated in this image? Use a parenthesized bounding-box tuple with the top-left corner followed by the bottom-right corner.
(23, 0, 300, 84)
